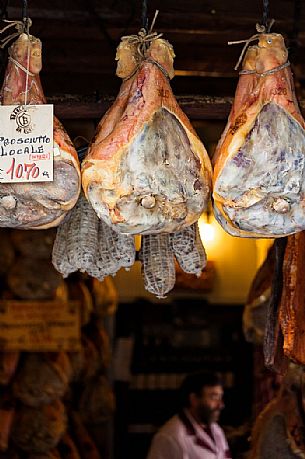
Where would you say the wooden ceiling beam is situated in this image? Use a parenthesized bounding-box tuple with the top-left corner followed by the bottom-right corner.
(50, 94, 305, 121)
(7, 3, 302, 28)
(27, 22, 305, 46)
(50, 95, 231, 120)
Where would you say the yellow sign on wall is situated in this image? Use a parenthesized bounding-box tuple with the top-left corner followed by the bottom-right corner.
(0, 300, 81, 351)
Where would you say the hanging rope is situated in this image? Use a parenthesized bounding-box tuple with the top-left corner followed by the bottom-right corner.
(121, 10, 162, 59)
(141, 0, 148, 31)
(262, 0, 269, 29)
(22, 0, 30, 34)
(0, 0, 31, 48)
(21, 0, 31, 105)
(120, 10, 172, 82)
(22, 0, 27, 22)
(0, 20, 26, 47)
(228, 0, 275, 71)
(0, 1, 9, 83)
(0, 0, 33, 103)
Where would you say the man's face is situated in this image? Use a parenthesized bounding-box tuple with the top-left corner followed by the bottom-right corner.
(192, 384, 224, 425)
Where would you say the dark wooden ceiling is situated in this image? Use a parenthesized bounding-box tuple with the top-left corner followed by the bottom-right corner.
(2, 1, 305, 115)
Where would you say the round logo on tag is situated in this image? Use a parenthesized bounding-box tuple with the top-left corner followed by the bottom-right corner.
(10, 106, 33, 134)
(16, 111, 31, 129)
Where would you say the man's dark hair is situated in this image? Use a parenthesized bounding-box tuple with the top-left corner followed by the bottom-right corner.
(179, 371, 223, 408)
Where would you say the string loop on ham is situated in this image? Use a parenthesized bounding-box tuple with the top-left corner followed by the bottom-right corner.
(121, 10, 162, 59)
(7, 54, 34, 75)
(0, 18, 31, 48)
(0, 17, 32, 103)
(145, 56, 170, 79)
(119, 9, 175, 82)
(228, 20, 275, 70)
(239, 60, 290, 77)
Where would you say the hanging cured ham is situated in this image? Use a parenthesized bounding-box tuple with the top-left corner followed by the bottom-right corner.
(12, 400, 67, 453)
(213, 33, 305, 237)
(0, 32, 80, 229)
(263, 238, 289, 373)
(243, 244, 275, 345)
(0, 392, 15, 452)
(51, 29, 209, 298)
(248, 366, 305, 459)
(82, 33, 211, 235)
(13, 353, 72, 407)
(279, 232, 305, 365)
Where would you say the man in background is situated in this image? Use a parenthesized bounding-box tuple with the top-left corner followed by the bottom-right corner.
(146, 371, 231, 459)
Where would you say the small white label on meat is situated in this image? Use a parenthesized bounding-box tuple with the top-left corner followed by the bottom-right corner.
(0, 104, 53, 183)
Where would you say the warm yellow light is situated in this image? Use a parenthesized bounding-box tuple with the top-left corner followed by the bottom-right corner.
(199, 222, 215, 242)
(134, 235, 142, 251)
(198, 215, 219, 258)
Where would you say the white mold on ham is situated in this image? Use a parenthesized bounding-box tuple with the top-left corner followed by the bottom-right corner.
(82, 36, 211, 235)
(0, 33, 80, 229)
(213, 33, 305, 238)
(216, 103, 305, 236)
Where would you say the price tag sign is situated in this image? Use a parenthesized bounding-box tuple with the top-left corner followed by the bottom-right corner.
(0, 104, 53, 183)
(0, 300, 81, 351)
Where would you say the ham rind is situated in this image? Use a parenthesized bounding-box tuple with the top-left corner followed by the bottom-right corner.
(243, 244, 274, 345)
(279, 232, 305, 364)
(0, 33, 80, 229)
(0, 352, 19, 385)
(0, 392, 15, 452)
(12, 399, 67, 453)
(264, 238, 289, 373)
(82, 38, 211, 235)
(58, 435, 80, 459)
(213, 34, 305, 238)
(248, 367, 305, 459)
(13, 353, 72, 407)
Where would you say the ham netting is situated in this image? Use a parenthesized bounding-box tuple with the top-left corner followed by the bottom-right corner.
(52, 194, 99, 278)
(65, 193, 99, 272)
(139, 233, 176, 298)
(52, 194, 135, 281)
(52, 213, 75, 278)
(171, 222, 207, 277)
(96, 219, 135, 278)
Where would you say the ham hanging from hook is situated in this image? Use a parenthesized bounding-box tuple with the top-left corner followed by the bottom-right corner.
(82, 29, 211, 235)
(213, 33, 305, 237)
(0, 31, 80, 229)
